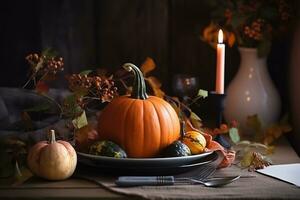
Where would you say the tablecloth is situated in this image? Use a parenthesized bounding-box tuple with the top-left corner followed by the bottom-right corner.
(73, 138, 300, 200)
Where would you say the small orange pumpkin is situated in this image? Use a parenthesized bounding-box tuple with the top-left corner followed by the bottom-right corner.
(98, 63, 180, 158)
(27, 130, 77, 180)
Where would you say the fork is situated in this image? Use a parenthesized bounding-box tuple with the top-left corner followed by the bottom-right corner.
(178, 163, 216, 180)
(115, 164, 216, 187)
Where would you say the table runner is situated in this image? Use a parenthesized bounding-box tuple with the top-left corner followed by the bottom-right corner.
(74, 138, 300, 200)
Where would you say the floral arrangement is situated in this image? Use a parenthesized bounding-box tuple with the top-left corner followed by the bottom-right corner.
(202, 0, 295, 56)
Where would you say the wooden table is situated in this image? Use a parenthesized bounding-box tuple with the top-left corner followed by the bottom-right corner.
(0, 138, 299, 200)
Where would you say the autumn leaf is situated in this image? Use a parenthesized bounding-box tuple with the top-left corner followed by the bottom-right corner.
(263, 123, 291, 145)
(279, 114, 292, 132)
(35, 81, 49, 94)
(167, 97, 181, 116)
(246, 114, 262, 132)
(72, 110, 88, 129)
(79, 70, 93, 75)
(248, 152, 272, 171)
(197, 89, 208, 98)
(63, 94, 84, 119)
(189, 112, 202, 130)
(229, 127, 240, 144)
(75, 125, 99, 152)
(201, 22, 236, 48)
(240, 151, 254, 168)
(234, 140, 273, 156)
(146, 76, 165, 98)
(141, 57, 156, 76)
(227, 32, 236, 47)
(12, 161, 33, 186)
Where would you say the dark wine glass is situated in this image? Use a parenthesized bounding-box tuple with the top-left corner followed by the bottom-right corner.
(172, 74, 199, 102)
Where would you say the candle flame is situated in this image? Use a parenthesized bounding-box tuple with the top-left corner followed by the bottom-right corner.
(218, 29, 223, 44)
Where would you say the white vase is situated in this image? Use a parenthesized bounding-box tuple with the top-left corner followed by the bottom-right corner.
(224, 47, 281, 133)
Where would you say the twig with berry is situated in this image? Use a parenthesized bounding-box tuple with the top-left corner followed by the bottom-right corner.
(23, 49, 64, 90)
(66, 73, 118, 115)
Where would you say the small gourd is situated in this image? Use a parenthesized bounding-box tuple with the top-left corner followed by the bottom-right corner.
(27, 130, 77, 180)
(162, 140, 191, 157)
(182, 131, 206, 154)
(89, 140, 127, 158)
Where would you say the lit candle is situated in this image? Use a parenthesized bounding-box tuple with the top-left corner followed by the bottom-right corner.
(216, 29, 225, 94)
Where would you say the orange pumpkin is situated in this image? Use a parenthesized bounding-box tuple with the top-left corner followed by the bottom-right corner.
(98, 63, 180, 158)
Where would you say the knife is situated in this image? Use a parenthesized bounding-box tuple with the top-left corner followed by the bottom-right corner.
(115, 176, 176, 187)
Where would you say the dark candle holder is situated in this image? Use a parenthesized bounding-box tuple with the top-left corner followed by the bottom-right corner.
(209, 91, 226, 127)
(209, 91, 231, 149)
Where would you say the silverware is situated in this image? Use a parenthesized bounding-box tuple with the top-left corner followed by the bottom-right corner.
(115, 163, 217, 187)
(177, 175, 241, 187)
(115, 175, 241, 187)
(182, 163, 216, 179)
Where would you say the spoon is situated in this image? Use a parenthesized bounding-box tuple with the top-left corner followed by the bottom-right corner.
(188, 175, 241, 187)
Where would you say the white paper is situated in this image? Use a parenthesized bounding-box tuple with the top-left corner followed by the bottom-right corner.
(256, 163, 300, 187)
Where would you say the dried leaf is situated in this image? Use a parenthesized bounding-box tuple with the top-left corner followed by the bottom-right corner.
(278, 114, 292, 133)
(72, 110, 88, 129)
(79, 70, 93, 75)
(75, 125, 99, 152)
(126, 86, 133, 95)
(141, 57, 156, 76)
(248, 152, 272, 171)
(234, 140, 273, 157)
(246, 114, 262, 132)
(146, 76, 162, 88)
(263, 123, 291, 145)
(63, 94, 84, 118)
(146, 76, 165, 98)
(35, 81, 49, 94)
(229, 127, 240, 144)
(218, 150, 236, 168)
(227, 32, 236, 47)
(236, 140, 251, 146)
(197, 89, 208, 98)
(12, 162, 33, 186)
(167, 97, 181, 116)
(189, 112, 202, 130)
(240, 151, 254, 168)
(5, 139, 27, 147)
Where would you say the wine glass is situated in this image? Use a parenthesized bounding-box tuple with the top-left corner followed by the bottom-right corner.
(172, 74, 199, 102)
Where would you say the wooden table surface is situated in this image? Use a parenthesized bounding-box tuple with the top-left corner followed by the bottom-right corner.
(0, 138, 299, 200)
(0, 179, 127, 200)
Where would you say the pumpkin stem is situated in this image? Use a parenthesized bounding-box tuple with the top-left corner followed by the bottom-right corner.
(49, 130, 56, 144)
(122, 63, 148, 100)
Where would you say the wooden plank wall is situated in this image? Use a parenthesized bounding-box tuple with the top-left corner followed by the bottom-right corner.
(0, 0, 291, 118)
(0, 0, 242, 93)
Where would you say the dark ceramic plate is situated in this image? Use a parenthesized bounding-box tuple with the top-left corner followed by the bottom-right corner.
(77, 151, 214, 168)
(77, 151, 218, 175)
